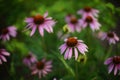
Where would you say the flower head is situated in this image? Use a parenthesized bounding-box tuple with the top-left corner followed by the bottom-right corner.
(65, 14, 81, 32)
(59, 37, 88, 60)
(31, 58, 52, 78)
(77, 6, 99, 18)
(98, 31, 119, 44)
(104, 56, 120, 75)
(79, 16, 101, 31)
(23, 52, 37, 67)
(0, 49, 10, 64)
(24, 12, 56, 36)
(0, 26, 17, 41)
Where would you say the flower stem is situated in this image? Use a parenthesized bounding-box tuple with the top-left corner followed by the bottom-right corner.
(105, 45, 112, 59)
(75, 62, 79, 80)
(41, 37, 47, 56)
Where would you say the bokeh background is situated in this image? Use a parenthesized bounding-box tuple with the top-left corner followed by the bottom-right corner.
(0, 0, 120, 80)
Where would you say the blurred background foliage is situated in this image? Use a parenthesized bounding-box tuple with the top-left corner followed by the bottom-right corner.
(0, 0, 120, 80)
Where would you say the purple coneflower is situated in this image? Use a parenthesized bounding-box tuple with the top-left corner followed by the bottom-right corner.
(31, 58, 52, 78)
(98, 31, 119, 44)
(79, 16, 101, 31)
(0, 26, 17, 41)
(59, 37, 88, 60)
(0, 49, 10, 64)
(77, 6, 99, 18)
(23, 52, 37, 67)
(65, 14, 81, 32)
(24, 12, 56, 36)
(104, 56, 120, 75)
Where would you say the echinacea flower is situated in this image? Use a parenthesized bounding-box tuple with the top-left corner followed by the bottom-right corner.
(59, 37, 88, 60)
(65, 14, 81, 32)
(31, 59, 52, 78)
(23, 52, 37, 67)
(0, 26, 17, 41)
(77, 6, 99, 18)
(0, 49, 10, 64)
(104, 56, 120, 75)
(79, 16, 101, 31)
(98, 31, 119, 44)
(24, 12, 56, 36)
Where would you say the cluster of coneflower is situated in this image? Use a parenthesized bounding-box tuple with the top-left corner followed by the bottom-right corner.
(0, 6, 120, 79)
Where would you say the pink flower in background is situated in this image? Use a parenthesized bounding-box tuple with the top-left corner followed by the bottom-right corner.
(0, 26, 17, 41)
(0, 49, 10, 64)
(77, 6, 99, 18)
(104, 56, 120, 75)
(79, 16, 101, 31)
(65, 14, 81, 32)
(59, 37, 88, 60)
(98, 31, 119, 44)
(24, 12, 56, 36)
(31, 59, 52, 78)
(23, 52, 37, 67)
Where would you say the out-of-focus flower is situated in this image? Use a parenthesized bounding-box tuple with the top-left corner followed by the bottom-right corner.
(53, 77, 63, 80)
(0, 26, 17, 41)
(24, 12, 56, 36)
(98, 31, 119, 44)
(59, 37, 88, 60)
(77, 6, 99, 18)
(65, 14, 81, 32)
(0, 49, 10, 64)
(31, 58, 52, 78)
(57, 25, 70, 40)
(77, 54, 87, 64)
(79, 16, 101, 31)
(23, 52, 37, 67)
(104, 56, 120, 75)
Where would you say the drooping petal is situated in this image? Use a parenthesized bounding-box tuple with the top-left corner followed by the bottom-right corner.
(104, 58, 112, 65)
(108, 64, 114, 74)
(114, 66, 118, 75)
(30, 25, 37, 36)
(74, 48, 78, 60)
(38, 26, 44, 36)
(64, 48, 70, 59)
(68, 48, 72, 59)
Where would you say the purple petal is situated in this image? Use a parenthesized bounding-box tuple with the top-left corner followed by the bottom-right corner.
(104, 58, 112, 65)
(74, 48, 78, 60)
(2, 52, 10, 56)
(68, 48, 72, 59)
(114, 66, 118, 75)
(44, 12, 48, 18)
(64, 48, 69, 60)
(24, 18, 33, 23)
(38, 26, 44, 36)
(30, 25, 37, 36)
(59, 44, 67, 54)
(0, 55, 7, 62)
(108, 64, 114, 73)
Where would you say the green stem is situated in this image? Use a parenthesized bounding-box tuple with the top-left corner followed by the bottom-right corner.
(75, 62, 79, 80)
(105, 45, 112, 59)
(59, 56, 75, 77)
(41, 37, 47, 57)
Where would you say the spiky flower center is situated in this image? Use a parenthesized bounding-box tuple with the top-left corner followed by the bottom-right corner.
(66, 37, 78, 47)
(107, 32, 114, 38)
(113, 56, 120, 64)
(85, 16, 93, 23)
(33, 15, 44, 25)
(84, 6, 92, 12)
(1, 28, 9, 35)
(36, 61, 45, 70)
(70, 17, 78, 24)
